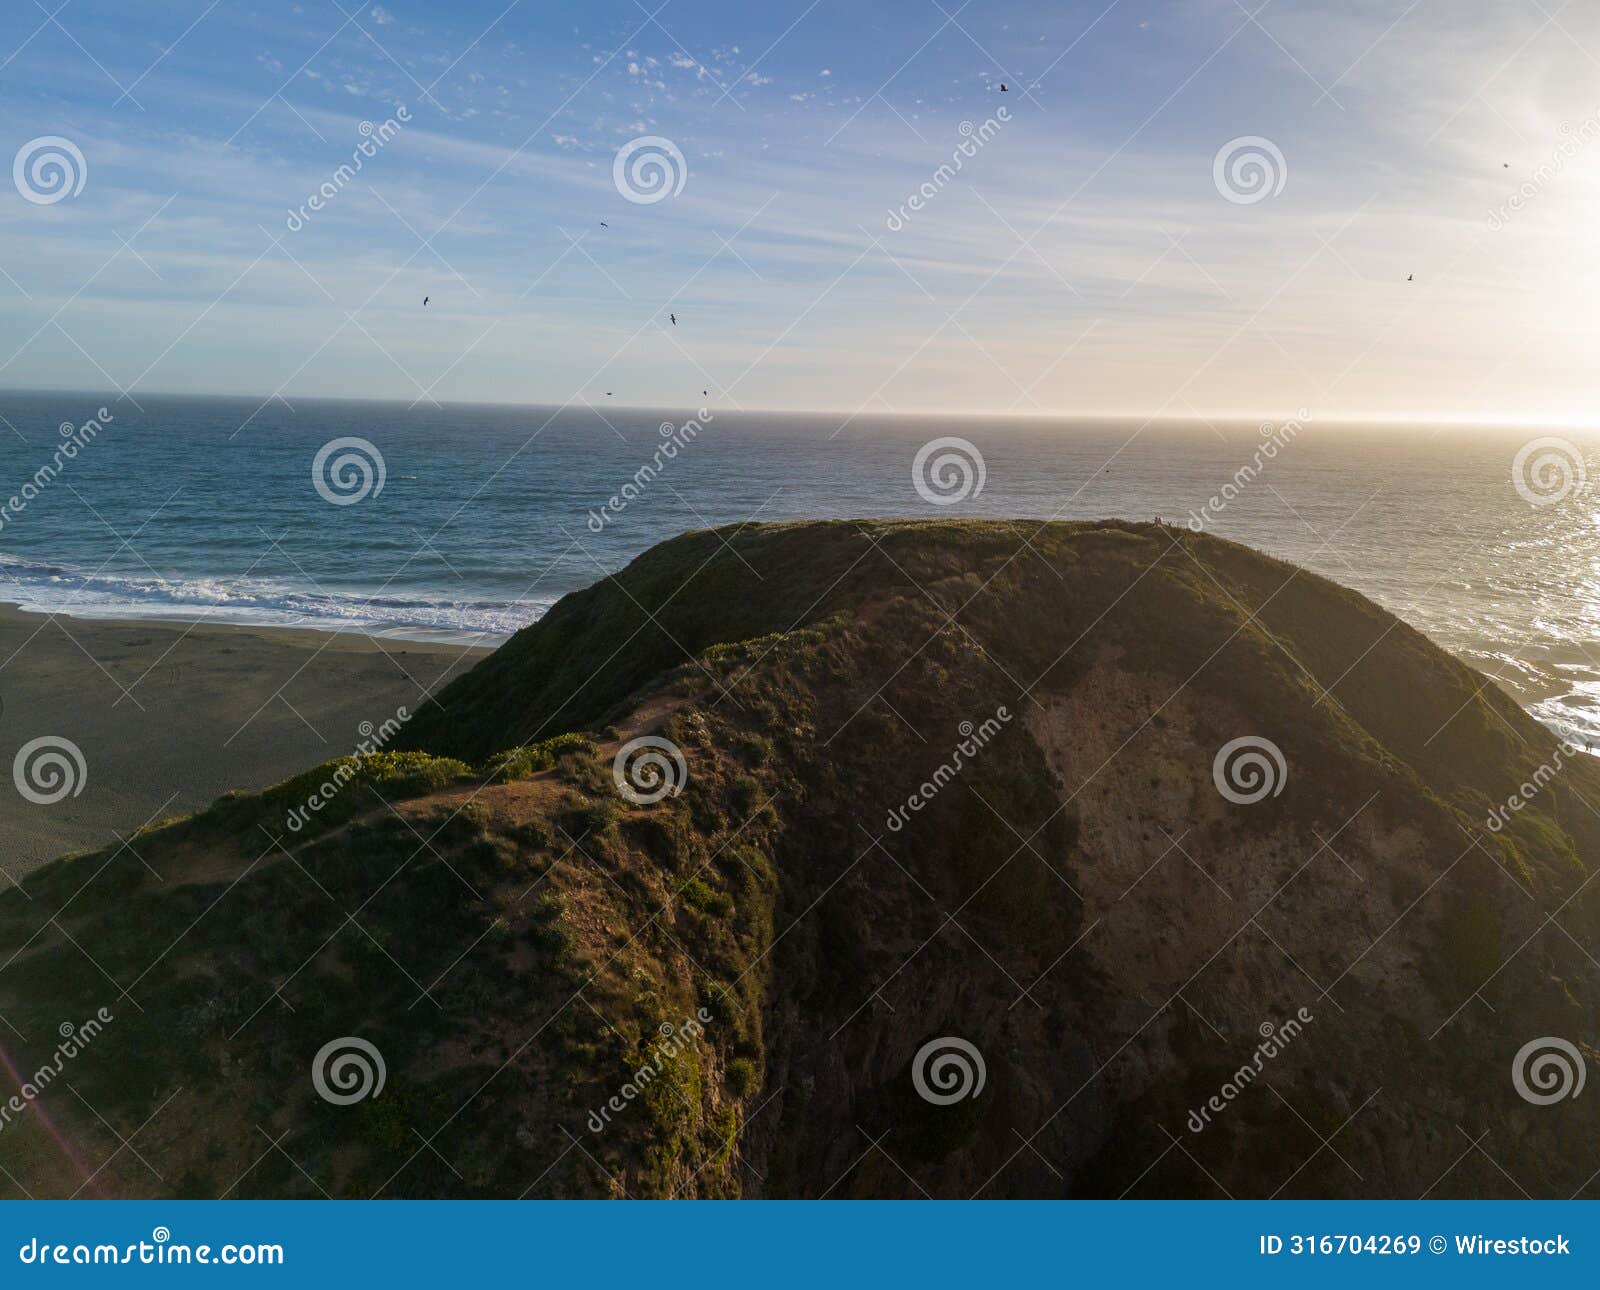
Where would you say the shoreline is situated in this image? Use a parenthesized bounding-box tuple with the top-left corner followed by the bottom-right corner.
(0, 600, 505, 649)
(0, 597, 515, 651)
(0, 604, 491, 882)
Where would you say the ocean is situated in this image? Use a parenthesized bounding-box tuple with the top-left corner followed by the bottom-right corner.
(0, 392, 1594, 743)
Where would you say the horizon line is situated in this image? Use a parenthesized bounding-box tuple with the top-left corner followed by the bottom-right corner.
(0, 384, 1591, 433)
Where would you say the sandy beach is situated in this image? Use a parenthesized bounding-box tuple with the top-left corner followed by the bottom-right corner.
(0, 606, 490, 882)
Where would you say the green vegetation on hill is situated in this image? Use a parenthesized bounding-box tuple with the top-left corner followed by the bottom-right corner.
(3, 520, 1598, 1199)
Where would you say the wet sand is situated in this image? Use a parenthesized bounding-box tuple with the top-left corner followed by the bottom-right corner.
(0, 606, 491, 882)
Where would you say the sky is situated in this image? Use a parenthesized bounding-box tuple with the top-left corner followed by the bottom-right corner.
(2, 0, 1600, 423)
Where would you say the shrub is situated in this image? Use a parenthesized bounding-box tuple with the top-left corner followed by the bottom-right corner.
(677, 876, 732, 916)
(261, 752, 473, 838)
(727, 1057, 759, 1096)
(484, 733, 595, 782)
(560, 796, 619, 837)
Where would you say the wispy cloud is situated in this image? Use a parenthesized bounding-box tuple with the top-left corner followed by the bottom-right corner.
(1, 0, 1597, 421)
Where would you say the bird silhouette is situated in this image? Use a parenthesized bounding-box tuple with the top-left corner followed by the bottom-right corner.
(600, 220, 609, 227)
(670, 313, 677, 325)
(1406, 274, 1413, 281)
(423, 296, 429, 306)
(999, 83, 1008, 91)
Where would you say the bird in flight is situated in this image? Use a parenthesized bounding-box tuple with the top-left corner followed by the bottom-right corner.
(423, 296, 429, 306)
(999, 83, 1008, 91)
(670, 313, 677, 325)
(1406, 274, 1413, 281)
(600, 220, 609, 227)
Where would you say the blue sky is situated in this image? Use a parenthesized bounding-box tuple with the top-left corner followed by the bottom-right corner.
(2, 0, 1599, 421)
